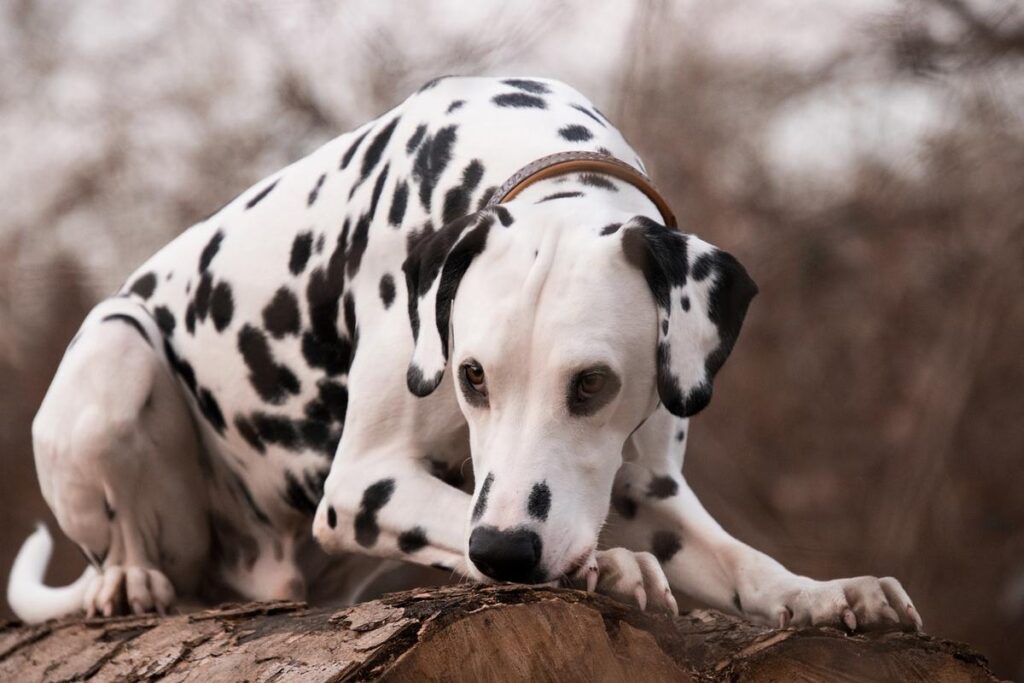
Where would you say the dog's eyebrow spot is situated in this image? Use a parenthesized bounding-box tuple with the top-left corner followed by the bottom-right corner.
(527, 482, 551, 521)
(472, 473, 494, 522)
(647, 476, 679, 499)
(398, 526, 428, 553)
(558, 124, 593, 142)
(327, 506, 337, 529)
(600, 222, 622, 236)
(651, 530, 682, 563)
(354, 478, 396, 548)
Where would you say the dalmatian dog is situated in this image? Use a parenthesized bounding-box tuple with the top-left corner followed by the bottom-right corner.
(8, 76, 921, 632)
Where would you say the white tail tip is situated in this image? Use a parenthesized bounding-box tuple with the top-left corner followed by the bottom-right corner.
(7, 523, 96, 623)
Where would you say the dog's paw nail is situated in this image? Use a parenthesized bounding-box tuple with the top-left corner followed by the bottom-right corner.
(586, 567, 598, 593)
(634, 585, 647, 611)
(842, 608, 857, 631)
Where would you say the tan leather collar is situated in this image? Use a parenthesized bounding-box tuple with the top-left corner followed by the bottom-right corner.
(486, 150, 677, 229)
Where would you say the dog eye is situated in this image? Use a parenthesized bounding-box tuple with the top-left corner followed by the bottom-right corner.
(575, 371, 606, 400)
(461, 362, 487, 395)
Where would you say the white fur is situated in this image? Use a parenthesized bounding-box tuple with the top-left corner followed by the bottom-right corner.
(7, 524, 96, 623)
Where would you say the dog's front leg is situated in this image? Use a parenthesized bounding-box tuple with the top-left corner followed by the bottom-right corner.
(601, 408, 923, 631)
(313, 455, 471, 576)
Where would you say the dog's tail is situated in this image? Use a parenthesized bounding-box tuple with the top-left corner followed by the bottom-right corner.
(7, 523, 96, 623)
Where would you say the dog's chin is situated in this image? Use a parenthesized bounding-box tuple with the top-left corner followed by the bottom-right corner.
(552, 545, 596, 585)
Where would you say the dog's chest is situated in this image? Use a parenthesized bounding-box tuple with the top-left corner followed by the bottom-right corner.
(114, 76, 640, 524)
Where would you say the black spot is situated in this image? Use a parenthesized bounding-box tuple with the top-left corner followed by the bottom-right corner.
(302, 239, 353, 376)
(379, 273, 396, 309)
(733, 592, 744, 614)
(316, 380, 349, 423)
(327, 506, 337, 528)
(570, 103, 606, 126)
(153, 306, 175, 336)
(691, 254, 714, 281)
(406, 364, 444, 398)
(198, 230, 224, 273)
(263, 287, 301, 339)
(355, 478, 396, 548)
(346, 214, 372, 278)
(251, 412, 301, 450)
(492, 92, 546, 109)
(676, 429, 686, 442)
(162, 339, 196, 394)
(210, 281, 234, 332)
(198, 387, 226, 433)
(502, 78, 550, 94)
(476, 186, 497, 210)
(128, 272, 157, 300)
(681, 295, 691, 311)
(238, 324, 302, 404)
(282, 470, 318, 516)
(493, 206, 514, 227)
(442, 159, 484, 224)
(315, 234, 325, 253)
(360, 117, 399, 182)
(368, 164, 390, 220)
(398, 527, 428, 553)
(290, 232, 314, 275)
(527, 482, 551, 521)
(651, 530, 682, 563)
(340, 128, 370, 170)
(537, 191, 583, 203)
(308, 174, 326, 206)
(559, 124, 593, 142)
(389, 180, 409, 227)
(611, 495, 637, 519)
(101, 314, 150, 346)
(647, 475, 679, 499)
(406, 124, 427, 154)
(661, 319, 669, 334)
(185, 304, 196, 334)
(600, 222, 622, 236)
(418, 75, 449, 91)
(446, 100, 465, 113)
(234, 415, 266, 454)
(472, 473, 494, 522)
(343, 292, 359, 360)
(245, 179, 279, 209)
(413, 125, 458, 210)
(193, 273, 213, 322)
(578, 173, 617, 191)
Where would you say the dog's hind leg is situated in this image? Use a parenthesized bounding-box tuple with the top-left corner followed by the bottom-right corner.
(21, 301, 210, 620)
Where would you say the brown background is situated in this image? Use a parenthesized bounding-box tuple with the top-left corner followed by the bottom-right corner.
(1, 1, 1022, 679)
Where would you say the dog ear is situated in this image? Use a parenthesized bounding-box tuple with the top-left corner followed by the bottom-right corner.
(401, 211, 495, 396)
(621, 216, 758, 417)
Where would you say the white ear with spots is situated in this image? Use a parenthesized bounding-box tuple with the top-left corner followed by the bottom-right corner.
(622, 217, 758, 417)
(402, 211, 495, 396)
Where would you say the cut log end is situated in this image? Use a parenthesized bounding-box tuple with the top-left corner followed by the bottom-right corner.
(0, 584, 1006, 682)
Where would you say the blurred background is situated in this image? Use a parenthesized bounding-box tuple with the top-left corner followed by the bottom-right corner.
(1, 0, 1022, 677)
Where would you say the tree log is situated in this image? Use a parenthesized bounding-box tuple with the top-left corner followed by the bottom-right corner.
(0, 584, 1005, 682)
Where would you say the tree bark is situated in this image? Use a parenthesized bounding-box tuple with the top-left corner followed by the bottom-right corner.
(0, 584, 1005, 682)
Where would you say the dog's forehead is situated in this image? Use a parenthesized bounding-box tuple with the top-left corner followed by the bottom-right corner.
(452, 210, 656, 363)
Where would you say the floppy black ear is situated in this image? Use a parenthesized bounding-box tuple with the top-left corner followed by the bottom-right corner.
(402, 211, 495, 396)
(621, 216, 758, 417)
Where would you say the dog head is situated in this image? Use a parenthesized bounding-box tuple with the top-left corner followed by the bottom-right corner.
(403, 200, 756, 583)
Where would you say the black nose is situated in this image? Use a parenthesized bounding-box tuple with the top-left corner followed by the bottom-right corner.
(469, 526, 543, 583)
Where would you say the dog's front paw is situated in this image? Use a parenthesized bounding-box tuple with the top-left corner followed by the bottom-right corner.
(574, 548, 678, 615)
(753, 575, 922, 632)
(84, 565, 176, 618)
